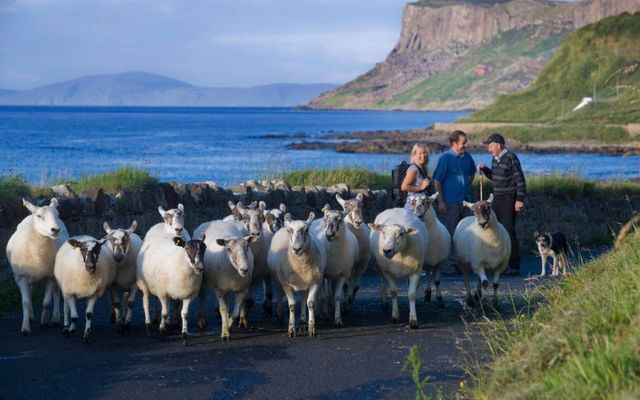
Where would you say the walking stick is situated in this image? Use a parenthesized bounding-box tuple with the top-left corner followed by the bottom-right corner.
(479, 170, 484, 201)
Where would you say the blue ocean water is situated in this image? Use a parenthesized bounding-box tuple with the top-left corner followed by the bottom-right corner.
(0, 106, 638, 187)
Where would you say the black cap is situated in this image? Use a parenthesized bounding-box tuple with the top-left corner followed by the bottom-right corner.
(482, 133, 505, 145)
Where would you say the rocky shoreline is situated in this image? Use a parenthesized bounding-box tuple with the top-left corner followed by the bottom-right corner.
(272, 128, 640, 156)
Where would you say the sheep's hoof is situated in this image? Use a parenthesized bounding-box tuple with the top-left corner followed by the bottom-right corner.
(391, 316, 399, 323)
(159, 327, 167, 340)
(63, 326, 70, 337)
(221, 331, 230, 341)
(334, 319, 343, 327)
(182, 332, 190, 347)
(288, 326, 296, 338)
(308, 325, 316, 337)
(436, 296, 445, 308)
(245, 298, 255, 310)
(145, 323, 152, 337)
(425, 289, 432, 302)
(40, 314, 49, 328)
(409, 319, 419, 330)
(83, 329, 92, 344)
(239, 316, 248, 329)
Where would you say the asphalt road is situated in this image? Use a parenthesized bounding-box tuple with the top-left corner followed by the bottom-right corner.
(0, 252, 599, 400)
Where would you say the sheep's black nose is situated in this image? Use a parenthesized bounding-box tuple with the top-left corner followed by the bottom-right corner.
(51, 227, 60, 233)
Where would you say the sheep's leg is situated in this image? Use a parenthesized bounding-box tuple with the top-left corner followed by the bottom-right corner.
(40, 278, 55, 328)
(282, 285, 297, 338)
(123, 285, 137, 329)
(299, 291, 308, 332)
(16, 275, 32, 335)
(141, 288, 152, 336)
(180, 298, 192, 346)
(332, 278, 346, 327)
(158, 296, 170, 340)
(434, 262, 444, 308)
(384, 274, 400, 323)
(380, 274, 389, 311)
(51, 281, 61, 326)
(492, 272, 501, 310)
(198, 285, 207, 334)
(62, 297, 70, 336)
(349, 271, 362, 305)
(408, 272, 420, 329)
(110, 287, 122, 331)
(28, 282, 34, 323)
(307, 283, 320, 337)
(263, 272, 273, 318)
(216, 292, 231, 341)
(475, 267, 488, 301)
(539, 255, 547, 277)
(84, 295, 97, 343)
(233, 291, 248, 329)
(68, 296, 78, 334)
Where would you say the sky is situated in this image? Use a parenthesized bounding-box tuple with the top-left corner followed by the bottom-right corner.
(0, 0, 409, 90)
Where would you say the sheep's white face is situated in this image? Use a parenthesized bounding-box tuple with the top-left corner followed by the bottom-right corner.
(264, 204, 287, 233)
(103, 220, 137, 263)
(336, 194, 365, 228)
(284, 212, 315, 257)
(321, 207, 346, 242)
(158, 204, 185, 237)
(215, 236, 257, 277)
(369, 223, 419, 259)
(174, 234, 207, 275)
(68, 238, 106, 274)
(464, 194, 494, 230)
(406, 192, 438, 218)
(240, 206, 265, 237)
(23, 198, 64, 239)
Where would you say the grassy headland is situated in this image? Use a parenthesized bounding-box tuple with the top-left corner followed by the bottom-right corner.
(466, 229, 640, 398)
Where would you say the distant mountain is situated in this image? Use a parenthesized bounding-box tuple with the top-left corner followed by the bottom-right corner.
(0, 72, 339, 107)
(309, 0, 640, 111)
(465, 11, 640, 124)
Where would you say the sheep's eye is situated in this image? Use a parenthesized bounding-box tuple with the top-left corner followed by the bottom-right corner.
(37, 214, 44, 220)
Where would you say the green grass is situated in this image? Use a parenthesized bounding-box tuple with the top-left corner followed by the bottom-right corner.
(68, 167, 159, 195)
(475, 124, 630, 144)
(466, 12, 640, 124)
(0, 175, 31, 209)
(466, 229, 640, 399)
(278, 167, 391, 190)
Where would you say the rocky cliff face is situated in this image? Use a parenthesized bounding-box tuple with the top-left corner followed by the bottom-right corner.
(309, 0, 640, 111)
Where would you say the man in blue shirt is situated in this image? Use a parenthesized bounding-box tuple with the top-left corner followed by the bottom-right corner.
(433, 130, 476, 274)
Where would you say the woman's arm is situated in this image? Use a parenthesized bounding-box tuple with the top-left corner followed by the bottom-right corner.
(401, 168, 430, 192)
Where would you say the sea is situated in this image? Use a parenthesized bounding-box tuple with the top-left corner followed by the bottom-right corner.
(1, 106, 638, 187)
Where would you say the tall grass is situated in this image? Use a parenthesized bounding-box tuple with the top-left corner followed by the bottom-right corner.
(68, 167, 159, 194)
(278, 167, 391, 190)
(0, 175, 31, 208)
(465, 230, 640, 399)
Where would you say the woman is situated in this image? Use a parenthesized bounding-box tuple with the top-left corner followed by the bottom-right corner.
(401, 143, 431, 209)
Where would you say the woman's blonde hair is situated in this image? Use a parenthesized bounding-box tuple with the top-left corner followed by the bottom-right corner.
(410, 143, 429, 165)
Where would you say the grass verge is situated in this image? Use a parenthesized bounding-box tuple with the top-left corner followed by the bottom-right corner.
(68, 167, 159, 195)
(465, 229, 640, 399)
(278, 167, 391, 190)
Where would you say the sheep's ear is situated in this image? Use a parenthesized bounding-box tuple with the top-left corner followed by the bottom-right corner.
(429, 192, 439, 202)
(279, 203, 287, 213)
(462, 201, 473, 209)
(321, 204, 330, 214)
(177, 203, 184, 212)
(405, 227, 419, 235)
(368, 223, 383, 232)
(173, 237, 186, 248)
(49, 198, 59, 208)
(96, 238, 106, 246)
(127, 220, 138, 234)
(356, 193, 364, 202)
(22, 199, 37, 214)
(306, 212, 315, 225)
(487, 193, 494, 204)
(215, 238, 227, 247)
(68, 239, 82, 249)
(284, 213, 293, 228)
(246, 235, 260, 243)
(103, 221, 113, 234)
(336, 194, 346, 207)
(248, 201, 258, 210)
(258, 201, 267, 211)
(158, 206, 166, 217)
(199, 233, 206, 242)
(227, 201, 236, 210)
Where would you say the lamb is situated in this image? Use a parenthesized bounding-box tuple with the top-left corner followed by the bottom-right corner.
(267, 212, 326, 337)
(193, 220, 258, 340)
(6, 198, 69, 335)
(336, 194, 370, 307)
(405, 192, 451, 307)
(369, 208, 426, 329)
(103, 220, 143, 331)
(54, 236, 116, 342)
(453, 194, 511, 308)
(136, 231, 207, 346)
(311, 204, 358, 326)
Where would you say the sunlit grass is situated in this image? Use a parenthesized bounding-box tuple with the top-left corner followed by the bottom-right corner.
(277, 167, 392, 190)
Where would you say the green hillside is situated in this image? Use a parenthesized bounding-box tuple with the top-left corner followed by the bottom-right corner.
(466, 12, 640, 124)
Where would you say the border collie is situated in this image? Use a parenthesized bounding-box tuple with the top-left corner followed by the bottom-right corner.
(534, 231, 569, 277)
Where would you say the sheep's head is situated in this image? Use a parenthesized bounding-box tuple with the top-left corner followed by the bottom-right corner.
(158, 204, 185, 237)
(405, 192, 439, 218)
(103, 220, 137, 263)
(264, 203, 287, 233)
(369, 223, 419, 259)
(284, 212, 315, 256)
(215, 235, 257, 277)
(321, 204, 346, 241)
(228, 201, 244, 221)
(239, 202, 266, 237)
(23, 198, 64, 239)
(174, 234, 207, 275)
(336, 193, 365, 228)
(463, 194, 494, 230)
(68, 238, 106, 274)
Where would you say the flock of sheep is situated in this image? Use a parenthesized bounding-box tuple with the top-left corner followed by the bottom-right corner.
(6, 191, 511, 345)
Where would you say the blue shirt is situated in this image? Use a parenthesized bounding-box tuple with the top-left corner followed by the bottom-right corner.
(433, 149, 476, 204)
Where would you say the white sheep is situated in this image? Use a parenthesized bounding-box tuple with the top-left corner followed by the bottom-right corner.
(336, 194, 371, 307)
(453, 194, 511, 308)
(405, 192, 451, 307)
(103, 220, 143, 331)
(136, 231, 207, 346)
(54, 235, 116, 342)
(193, 220, 258, 340)
(369, 208, 426, 329)
(267, 212, 326, 337)
(311, 204, 358, 326)
(260, 203, 287, 316)
(145, 203, 190, 241)
(6, 198, 68, 335)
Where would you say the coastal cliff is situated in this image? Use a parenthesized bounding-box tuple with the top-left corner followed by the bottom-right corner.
(309, 0, 640, 111)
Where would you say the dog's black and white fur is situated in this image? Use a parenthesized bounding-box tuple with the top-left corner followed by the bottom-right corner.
(534, 231, 569, 277)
